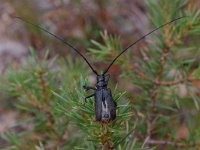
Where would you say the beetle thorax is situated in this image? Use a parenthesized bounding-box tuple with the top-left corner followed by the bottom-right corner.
(96, 74, 107, 89)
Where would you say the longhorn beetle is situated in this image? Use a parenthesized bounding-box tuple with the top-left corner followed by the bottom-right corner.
(15, 16, 185, 122)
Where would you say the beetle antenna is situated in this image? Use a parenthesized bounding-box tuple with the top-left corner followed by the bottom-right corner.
(15, 16, 98, 75)
(103, 16, 186, 74)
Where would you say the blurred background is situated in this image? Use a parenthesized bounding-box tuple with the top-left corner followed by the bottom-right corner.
(0, 0, 148, 138)
(0, 0, 200, 149)
(0, 0, 149, 73)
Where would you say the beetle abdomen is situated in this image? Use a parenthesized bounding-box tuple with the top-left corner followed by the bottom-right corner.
(95, 88, 116, 121)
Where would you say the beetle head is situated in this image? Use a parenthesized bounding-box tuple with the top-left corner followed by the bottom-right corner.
(96, 74, 109, 88)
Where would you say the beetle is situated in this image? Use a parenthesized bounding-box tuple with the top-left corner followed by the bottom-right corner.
(83, 74, 117, 121)
(15, 16, 185, 121)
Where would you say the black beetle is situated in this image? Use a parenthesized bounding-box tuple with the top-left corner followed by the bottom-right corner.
(15, 16, 185, 122)
(83, 74, 117, 121)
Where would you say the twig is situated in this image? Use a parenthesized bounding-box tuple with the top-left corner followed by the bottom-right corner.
(143, 31, 171, 147)
(100, 123, 113, 150)
(147, 139, 200, 148)
(154, 77, 192, 86)
(142, 136, 150, 148)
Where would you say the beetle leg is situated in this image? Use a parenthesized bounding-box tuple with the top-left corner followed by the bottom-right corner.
(83, 85, 96, 91)
(85, 93, 95, 102)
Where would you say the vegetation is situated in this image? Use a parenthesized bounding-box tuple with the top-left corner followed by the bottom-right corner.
(0, 0, 200, 149)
